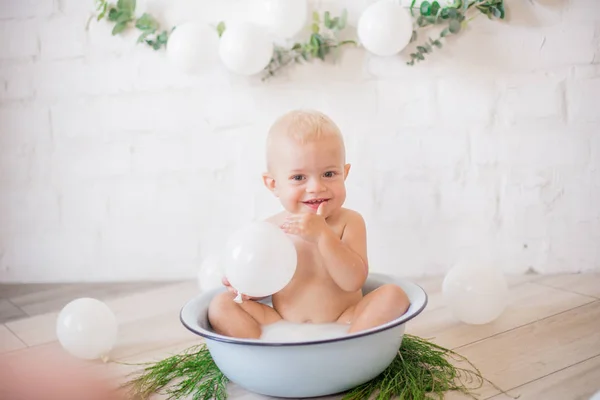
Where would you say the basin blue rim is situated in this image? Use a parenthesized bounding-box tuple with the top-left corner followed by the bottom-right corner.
(179, 282, 428, 347)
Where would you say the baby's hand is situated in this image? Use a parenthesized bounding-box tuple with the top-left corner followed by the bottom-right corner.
(281, 202, 329, 243)
(222, 277, 268, 301)
(222, 276, 250, 301)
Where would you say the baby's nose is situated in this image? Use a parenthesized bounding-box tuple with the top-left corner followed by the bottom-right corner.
(307, 178, 326, 192)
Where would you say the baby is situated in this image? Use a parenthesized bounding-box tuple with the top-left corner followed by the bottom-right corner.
(208, 109, 410, 339)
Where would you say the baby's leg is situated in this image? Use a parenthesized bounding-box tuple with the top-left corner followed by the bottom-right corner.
(208, 291, 282, 339)
(338, 284, 410, 333)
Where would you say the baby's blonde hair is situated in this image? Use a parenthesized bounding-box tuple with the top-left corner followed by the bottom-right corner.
(266, 109, 345, 170)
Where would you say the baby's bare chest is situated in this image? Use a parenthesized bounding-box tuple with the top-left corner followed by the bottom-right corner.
(288, 226, 343, 278)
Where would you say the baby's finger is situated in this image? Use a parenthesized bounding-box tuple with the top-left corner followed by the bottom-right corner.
(222, 276, 230, 286)
(317, 201, 327, 216)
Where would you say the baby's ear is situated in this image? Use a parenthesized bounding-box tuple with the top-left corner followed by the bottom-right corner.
(343, 163, 351, 180)
(262, 172, 278, 196)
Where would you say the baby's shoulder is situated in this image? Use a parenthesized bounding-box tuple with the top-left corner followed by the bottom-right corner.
(337, 208, 366, 230)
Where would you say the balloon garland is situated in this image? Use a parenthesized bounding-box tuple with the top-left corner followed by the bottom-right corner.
(89, 0, 506, 79)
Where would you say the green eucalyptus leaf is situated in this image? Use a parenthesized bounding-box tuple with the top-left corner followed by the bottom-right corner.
(324, 11, 332, 28)
(156, 31, 168, 43)
(440, 7, 449, 19)
(135, 13, 158, 31)
(108, 7, 119, 21)
(410, 30, 417, 42)
(117, 0, 135, 13)
(440, 27, 451, 37)
(116, 11, 133, 23)
(433, 39, 442, 48)
(497, 3, 506, 18)
(97, 2, 108, 20)
(112, 21, 128, 35)
(420, 1, 431, 16)
(417, 15, 428, 27)
(311, 22, 319, 33)
(332, 17, 340, 29)
(448, 19, 461, 33)
(312, 11, 320, 23)
(431, 1, 440, 16)
(137, 31, 150, 43)
(216, 21, 226, 37)
(339, 9, 347, 29)
(491, 6, 502, 18)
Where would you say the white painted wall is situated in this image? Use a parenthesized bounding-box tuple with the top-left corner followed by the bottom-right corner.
(0, 0, 599, 283)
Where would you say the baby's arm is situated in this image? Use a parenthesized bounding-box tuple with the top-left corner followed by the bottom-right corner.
(318, 210, 368, 292)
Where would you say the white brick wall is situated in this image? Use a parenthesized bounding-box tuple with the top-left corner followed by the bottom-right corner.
(1, 0, 599, 282)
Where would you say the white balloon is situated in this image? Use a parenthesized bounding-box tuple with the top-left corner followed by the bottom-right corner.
(56, 298, 118, 360)
(198, 253, 224, 292)
(442, 261, 509, 325)
(223, 221, 297, 299)
(258, 0, 308, 39)
(166, 22, 219, 73)
(218, 22, 273, 76)
(357, 0, 413, 56)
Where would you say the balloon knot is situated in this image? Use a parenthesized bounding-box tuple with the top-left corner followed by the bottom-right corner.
(233, 291, 243, 304)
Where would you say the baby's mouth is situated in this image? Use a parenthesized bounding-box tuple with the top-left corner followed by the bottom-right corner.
(303, 198, 328, 205)
(302, 198, 329, 209)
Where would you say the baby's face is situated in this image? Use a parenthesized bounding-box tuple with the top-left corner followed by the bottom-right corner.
(265, 135, 350, 217)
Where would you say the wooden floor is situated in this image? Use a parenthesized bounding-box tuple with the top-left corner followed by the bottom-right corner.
(1, 273, 600, 399)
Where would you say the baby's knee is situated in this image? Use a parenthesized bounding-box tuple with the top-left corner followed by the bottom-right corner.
(208, 291, 236, 323)
(377, 284, 410, 311)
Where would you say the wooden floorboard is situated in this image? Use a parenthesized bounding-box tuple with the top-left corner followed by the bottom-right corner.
(448, 300, 600, 398)
(535, 273, 600, 299)
(488, 354, 600, 400)
(407, 281, 596, 349)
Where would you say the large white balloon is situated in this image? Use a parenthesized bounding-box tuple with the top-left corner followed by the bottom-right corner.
(357, 0, 413, 56)
(197, 253, 224, 292)
(442, 261, 509, 325)
(258, 0, 308, 39)
(218, 22, 274, 76)
(56, 298, 118, 360)
(166, 22, 219, 73)
(223, 221, 297, 301)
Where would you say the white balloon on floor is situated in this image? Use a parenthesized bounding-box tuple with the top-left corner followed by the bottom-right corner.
(223, 221, 297, 301)
(197, 253, 225, 292)
(357, 0, 413, 56)
(442, 261, 509, 325)
(166, 22, 219, 73)
(257, 0, 308, 39)
(218, 22, 274, 75)
(56, 298, 118, 360)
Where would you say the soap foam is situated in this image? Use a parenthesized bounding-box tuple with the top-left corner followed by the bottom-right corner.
(259, 320, 350, 342)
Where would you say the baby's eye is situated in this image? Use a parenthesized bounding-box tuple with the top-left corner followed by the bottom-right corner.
(291, 175, 305, 181)
(323, 171, 336, 178)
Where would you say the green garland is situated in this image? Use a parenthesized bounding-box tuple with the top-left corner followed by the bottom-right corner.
(121, 335, 516, 400)
(89, 0, 505, 79)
